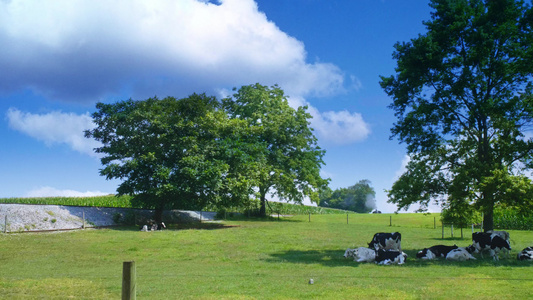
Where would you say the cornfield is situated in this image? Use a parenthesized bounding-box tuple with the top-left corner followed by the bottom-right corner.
(0, 195, 347, 215)
(0, 195, 135, 208)
(494, 206, 533, 230)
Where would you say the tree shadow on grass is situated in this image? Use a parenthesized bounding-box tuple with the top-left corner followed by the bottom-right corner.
(264, 248, 533, 268)
(265, 249, 359, 268)
(168, 222, 241, 230)
(111, 223, 240, 231)
(429, 237, 469, 242)
(222, 216, 302, 223)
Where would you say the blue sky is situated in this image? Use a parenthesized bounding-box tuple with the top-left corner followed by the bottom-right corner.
(0, 0, 438, 212)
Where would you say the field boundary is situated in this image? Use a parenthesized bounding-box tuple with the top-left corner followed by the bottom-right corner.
(0, 203, 216, 233)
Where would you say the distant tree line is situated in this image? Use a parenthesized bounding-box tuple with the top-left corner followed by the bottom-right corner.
(318, 180, 376, 213)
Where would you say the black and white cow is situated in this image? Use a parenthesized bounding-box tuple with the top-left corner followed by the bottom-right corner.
(140, 222, 166, 231)
(486, 230, 510, 242)
(467, 232, 511, 261)
(517, 247, 533, 261)
(446, 247, 477, 261)
(344, 247, 377, 263)
(375, 249, 407, 265)
(368, 232, 402, 251)
(486, 230, 511, 258)
(416, 245, 458, 260)
(152, 222, 166, 231)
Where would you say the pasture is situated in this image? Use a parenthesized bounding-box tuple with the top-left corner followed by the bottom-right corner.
(0, 213, 532, 299)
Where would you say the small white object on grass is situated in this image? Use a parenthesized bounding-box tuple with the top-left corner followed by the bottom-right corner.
(309, 279, 314, 284)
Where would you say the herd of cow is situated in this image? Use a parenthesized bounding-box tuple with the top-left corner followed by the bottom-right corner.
(344, 231, 533, 265)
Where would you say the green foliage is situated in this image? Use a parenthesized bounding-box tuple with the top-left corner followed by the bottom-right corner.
(223, 84, 329, 215)
(381, 0, 533, 229)
(86, 94, 260, 217)
(85, 84, 328, 219)
(318, 180, 376, 213)
(441, 201, 481, 227)
(494, 205, 533, 230)
(266, 201, 350, 215)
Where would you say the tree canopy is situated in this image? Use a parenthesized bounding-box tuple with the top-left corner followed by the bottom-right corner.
(222, 84, 329, 216)
(86, 84, 328, 220)
(85, 93, 260, 222)
(380, 0, 533, 230)
(318, 180, 376, 213)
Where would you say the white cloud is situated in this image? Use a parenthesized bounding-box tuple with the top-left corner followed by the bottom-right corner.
(288, 96, 370, 145)
(312, 110, 370, 144)
(394, 155, 411, 180)
(0, 0, 345, 102)
(6, 108, 101, 157)
(24, 186, 109, 198)
(1, 0, 370, 147)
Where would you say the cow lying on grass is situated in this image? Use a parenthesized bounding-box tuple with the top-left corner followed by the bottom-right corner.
(517, 247, 533, 261)
(344, 247, 376, 263)
(375, 249, 407, 265)
(344, 247, 407, 265)
(140, 222, 166, 231)
(446, 247, 477, 261)
(416, 245, 458, 260)
(466, 232, 511, 261)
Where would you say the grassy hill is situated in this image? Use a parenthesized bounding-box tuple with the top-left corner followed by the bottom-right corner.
(0, 213, 531, 299)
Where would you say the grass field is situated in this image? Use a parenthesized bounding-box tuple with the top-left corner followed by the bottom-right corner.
(0, 213, 532, 299)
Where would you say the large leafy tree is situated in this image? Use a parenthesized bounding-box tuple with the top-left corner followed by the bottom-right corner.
(86, 94, 258, 222)
(380, 0, 533, 230)
(222, 84, 329, 216)
(318, 180, 376, 213)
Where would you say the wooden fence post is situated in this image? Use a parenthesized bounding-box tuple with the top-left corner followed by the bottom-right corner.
(122, 261, 136, 300)
(347, 213, 349, 224)
(389, 216, 392, 227)
(82, 210, 85, 229)
(434, 217, 436, 229)
(308, 213, 311, 222)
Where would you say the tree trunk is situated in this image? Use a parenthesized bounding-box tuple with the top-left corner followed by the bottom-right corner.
(154, 207, 164, 224)
(259, 193, 267, 217)
(483, 204, 494, 232)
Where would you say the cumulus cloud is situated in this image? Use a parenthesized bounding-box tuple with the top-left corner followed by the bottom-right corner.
(24, 186, 109, 197)
(6, 108, 101, 157)
(0, 0, 345, 102)
(394, 155, 411, 179)
(289, 96, 370, 145)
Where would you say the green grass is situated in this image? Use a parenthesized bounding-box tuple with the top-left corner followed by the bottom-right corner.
(0, 213, 532, 299)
